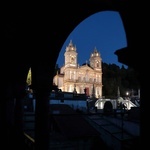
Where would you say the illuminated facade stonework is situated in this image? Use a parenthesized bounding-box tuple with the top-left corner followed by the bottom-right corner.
(53, 40, 103, 98)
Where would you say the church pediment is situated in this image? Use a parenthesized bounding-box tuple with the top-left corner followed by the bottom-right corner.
(79, 64, 93, 71)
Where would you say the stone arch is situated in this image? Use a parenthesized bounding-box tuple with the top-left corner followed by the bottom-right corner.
(2, 1, 139, 149)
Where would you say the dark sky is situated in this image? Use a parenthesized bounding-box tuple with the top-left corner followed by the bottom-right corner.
(57, 11, 127, 68)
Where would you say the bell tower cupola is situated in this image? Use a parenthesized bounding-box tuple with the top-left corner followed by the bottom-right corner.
(89, 47, 102, 71)
(64, 40, 78, 67)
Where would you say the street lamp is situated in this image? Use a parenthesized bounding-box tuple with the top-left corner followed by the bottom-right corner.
(126, 91, 129, 96)
(126, 91, 130, 100)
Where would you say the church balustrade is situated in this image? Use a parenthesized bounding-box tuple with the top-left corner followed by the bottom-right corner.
(63, 78, 101, 85)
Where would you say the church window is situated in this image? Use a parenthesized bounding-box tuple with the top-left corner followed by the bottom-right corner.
(83, 77, 86, 81)
(97, 62, 99, 67)
(78, 77, 81, 81)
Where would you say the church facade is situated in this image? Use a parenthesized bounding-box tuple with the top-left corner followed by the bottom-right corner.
(53, 40, 103, 98)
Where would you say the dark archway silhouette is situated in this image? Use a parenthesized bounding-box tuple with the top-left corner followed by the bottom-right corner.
(2, 1, 142, 149)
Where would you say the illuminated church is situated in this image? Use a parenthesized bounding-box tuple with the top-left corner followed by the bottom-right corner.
(53, 40, 103, 98)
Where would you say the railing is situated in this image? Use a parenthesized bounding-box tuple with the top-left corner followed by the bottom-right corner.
(23, 112, 35, 150)
(24, 132, 35, 150)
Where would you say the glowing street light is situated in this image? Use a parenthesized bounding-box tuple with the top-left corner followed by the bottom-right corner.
(126, 91, 129, 96)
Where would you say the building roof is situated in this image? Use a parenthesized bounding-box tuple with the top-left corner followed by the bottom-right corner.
(49, 104, 99, 139)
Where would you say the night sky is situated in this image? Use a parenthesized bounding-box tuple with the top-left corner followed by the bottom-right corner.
(57, 11, 127, 68)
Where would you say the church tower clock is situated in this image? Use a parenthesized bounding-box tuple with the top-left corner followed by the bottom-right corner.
(64, 40, 77, 68)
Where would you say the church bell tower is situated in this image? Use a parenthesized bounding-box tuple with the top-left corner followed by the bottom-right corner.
(89, 47, 102, 71)
(64, 40, 78, 68)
